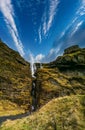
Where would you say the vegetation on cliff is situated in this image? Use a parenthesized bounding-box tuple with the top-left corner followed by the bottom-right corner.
(35, 45, 85, 107)
(50, 45, 85, 68)
(0, 40, 32, 113)
(0, 43, 85, 130)
(0, 100, 24, 116)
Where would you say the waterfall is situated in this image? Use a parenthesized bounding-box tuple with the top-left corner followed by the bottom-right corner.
(40, 63, 43, 69)
(30, 61, 37, 111)
(29, 53, 42, 111)
(31, 80, 37, 111)
(31, 62, 36, 77)
(29, 53, 36, 77)
(30, 63, 37, 111)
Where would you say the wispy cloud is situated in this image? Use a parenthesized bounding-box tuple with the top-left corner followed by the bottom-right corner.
(47, 0, 59, 32)
(38, 26, 42, 43)
(43, 11, 47, 35)
(43, 0, 85, 62)
(0, 0, 25, 56)
(42, 43, 62, 63)
(71, 21, 84, 36)
(38, 0, 59, 43)
(59, 0, 85, 40)
(77, 0, 85, 16)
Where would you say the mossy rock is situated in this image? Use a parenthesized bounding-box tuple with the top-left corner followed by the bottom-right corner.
(0, 41, 32, 111)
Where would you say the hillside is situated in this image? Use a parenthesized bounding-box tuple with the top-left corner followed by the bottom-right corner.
(0, 95, 85, 130)
(0, 40, 32, 113)
(35, 45, 85, 108)
(0, 43, 85, 130)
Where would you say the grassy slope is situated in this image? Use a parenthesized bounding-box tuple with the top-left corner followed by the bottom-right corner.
(36, 67, 85, 107)
(34, 46, 85, 108)
(0, 95, 85, 130)
(0, 100, 24, 116)
(0, 44, 85, 129)
(53, 47, 85, 67)
(0, 41, 32, 114)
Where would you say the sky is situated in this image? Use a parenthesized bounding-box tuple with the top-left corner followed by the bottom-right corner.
(0, 0, 85, 63)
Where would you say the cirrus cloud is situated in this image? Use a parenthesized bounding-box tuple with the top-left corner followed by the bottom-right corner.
(38, 0, 60, 43)
(0, 0, 25, 56)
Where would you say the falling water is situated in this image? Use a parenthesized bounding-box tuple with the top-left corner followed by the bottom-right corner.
(31, 80, 37, 111)
(29, 54, 42, 111)
(40, 63, 43, 69)
(31, 62, 36, 77)
(30, 62, 37, 111)
(29, 53, 36, 77)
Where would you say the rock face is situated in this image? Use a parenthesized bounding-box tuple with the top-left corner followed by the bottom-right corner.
(35, 45, 85, 107)
(64, 45, 80, 54)
(51, 45, 85, 68)
(0, 42, 85, 113)
(0, 44, 85, 130)
(0, 40, 32, 110)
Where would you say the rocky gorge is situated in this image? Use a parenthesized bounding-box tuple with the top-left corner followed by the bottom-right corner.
(0, 40, 32, 113)
(0, 40, 85, 130)
(34, 45, 85, 108)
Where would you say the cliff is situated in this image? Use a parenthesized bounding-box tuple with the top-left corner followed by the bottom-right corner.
(0, 40, 32, 112)
(0, 43, 85, 130)
(35, 45, 85, 107)
(50, 45, 85, 68)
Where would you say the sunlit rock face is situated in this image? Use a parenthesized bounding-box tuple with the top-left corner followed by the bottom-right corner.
(49, 45, 85, 67)
(64, 45, 80, 54)
(0, 42, 85, 112)
(35, 45, 85, 107)
(0, 40, 32, 111)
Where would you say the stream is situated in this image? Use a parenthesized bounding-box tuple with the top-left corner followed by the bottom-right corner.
(0, 63, 41, 125)
(30, 63, 42, 111)
(31, 63, 37, 111)
(0, 113, 30, 125)
(31, 80, 37, 111)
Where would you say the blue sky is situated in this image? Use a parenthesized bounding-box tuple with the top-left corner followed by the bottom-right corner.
(0, 0, 85, 63)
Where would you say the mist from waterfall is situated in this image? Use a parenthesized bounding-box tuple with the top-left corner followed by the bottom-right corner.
(29, 53, 36, 77)
(31, 63, 36, 77)
(40, 63, 42, 69)
(29, 53, 43, 77)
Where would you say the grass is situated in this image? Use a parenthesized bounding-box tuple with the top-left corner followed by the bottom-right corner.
(0, 100, 25, 116)
(0, 41, 32, 110)
(0, 95, 85, 130)
(35, 67, 85, 107)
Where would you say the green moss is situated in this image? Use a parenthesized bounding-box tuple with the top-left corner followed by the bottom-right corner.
(35, 66, 85, 108)
(0, 100, 25, 116)
(0, 41, 32, 111)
